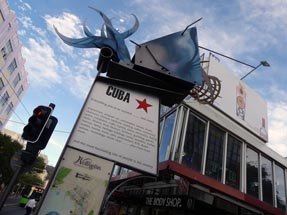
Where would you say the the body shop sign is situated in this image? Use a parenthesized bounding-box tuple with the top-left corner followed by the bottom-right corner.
(207, 56, 268, 142)
(68, 78, 159, 175)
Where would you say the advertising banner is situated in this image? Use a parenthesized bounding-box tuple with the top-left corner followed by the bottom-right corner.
(38, 147, 114, 215)
(68, 79, 159, 175)
(207, 56, 268, 142)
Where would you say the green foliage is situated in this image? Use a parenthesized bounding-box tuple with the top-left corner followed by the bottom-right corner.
(18, 156, 47, 186)
(0, 132, 47, 187)
(19, 173, 44, 187)
(0, 132, 23, 185)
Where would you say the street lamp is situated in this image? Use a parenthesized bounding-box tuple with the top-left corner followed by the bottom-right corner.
(240, 60, 270, 80)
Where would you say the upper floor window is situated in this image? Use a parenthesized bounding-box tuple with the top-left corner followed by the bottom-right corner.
(205, 124, 225, 182)
(225, 135, 242, 189)
(246, 147, 259, 198)
(0, 10, 4, 25)
(16, 85, 24, 97)
(275, 164, 286, 210)
(181, 112, 206, 172)
(1, 40, 13, 61)
(159, 111, 176, 162)
(0, 91, 9, 106)
(261, 155, 273, 205)
(8, 58, 17, 74)
(5, 102, 13, 114)
(0, 77, 4, 91)
(13, 73, 21, 87)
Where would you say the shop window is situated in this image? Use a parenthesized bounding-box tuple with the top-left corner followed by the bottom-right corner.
(225, 135, 241, 189)
(159, 111, 176, 162)
(205, 124, 225, 181)
(246, 147, 259, 198)
(181, 112, 206, 172)
(275, 164, 286, 210)
(261, 156, 273, 205)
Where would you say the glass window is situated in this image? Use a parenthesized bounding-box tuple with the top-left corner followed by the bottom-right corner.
(275, 164, 286, 210)
(225, 135, 241, 189)
(181, 112, 206, 172)
(205, 124, 225, 181)
(261, 156, 273, 205)
(13, 73, 21, 87)
(0, 10, 4, 25)
(16, 85, 24, 97)
(0, 78, 4, 91)
(0, 91, 9, 106)
(8, 59, 17, 74)
(1, 40, 13, 60)
(159, 111, 176, 162)
(246, 147, 259, 198)
(5, 102, 13, 114)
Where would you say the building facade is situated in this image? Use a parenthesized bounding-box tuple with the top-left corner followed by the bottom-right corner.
(0, 0, 28, 129)
(106, 54, 287, 215)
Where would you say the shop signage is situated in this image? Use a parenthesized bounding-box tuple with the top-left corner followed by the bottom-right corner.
(145, 196, 187, 208)
(206, 56, 268, 142)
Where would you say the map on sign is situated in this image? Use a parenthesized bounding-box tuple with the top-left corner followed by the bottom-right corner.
(38, 147, 114, 215)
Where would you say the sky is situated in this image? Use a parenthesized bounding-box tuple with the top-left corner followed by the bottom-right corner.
(5, 0, 287, 166)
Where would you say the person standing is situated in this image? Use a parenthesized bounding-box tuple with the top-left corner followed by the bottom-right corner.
(24, 198, 36, 215)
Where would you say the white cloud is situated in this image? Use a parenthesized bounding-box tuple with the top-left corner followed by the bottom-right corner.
(267, 101, 287, 157)
(19, 16, 46, 37)
(44, 12, 83, 54)
(22, 38, 61, 87)
(17, 2, 32, 11)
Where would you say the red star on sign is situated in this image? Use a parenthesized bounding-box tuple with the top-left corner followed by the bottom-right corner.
(136, 98, 152, 113)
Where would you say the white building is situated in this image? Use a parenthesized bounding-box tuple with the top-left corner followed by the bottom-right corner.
(0, 0, 29, 129)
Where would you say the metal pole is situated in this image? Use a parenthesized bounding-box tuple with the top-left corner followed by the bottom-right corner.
(240, 63, 262, 80)
(0, 165, 23, 211)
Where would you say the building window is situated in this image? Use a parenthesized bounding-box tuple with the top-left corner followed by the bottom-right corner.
(0, 10, 4, 25)
(0, 91, 9, 106)
(13, 73, 21, 87)
(0, 77, 4, 91)
(205, 124, 225, 181)
(159, 111, 176, 162)
(181, 112, 206, 172)
(1, 40, 13, 61)
(16, 85, 24, 97)
(261, 156, 273, 205)
(8, 58, 17, 74)
(225, 135, 241, 189)
(246, 147, 259, 198)
(275, 164, 286, 210)
(5, 102, 13, 114)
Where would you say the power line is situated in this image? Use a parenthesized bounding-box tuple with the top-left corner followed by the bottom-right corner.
(0, 117, 70, 134)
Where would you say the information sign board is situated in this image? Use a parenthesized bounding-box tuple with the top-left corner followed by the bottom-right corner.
(68, 79, 159, 175)
(38, 147, 113, 215)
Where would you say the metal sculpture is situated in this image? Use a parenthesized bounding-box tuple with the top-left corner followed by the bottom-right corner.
(54, 7, 139, 64)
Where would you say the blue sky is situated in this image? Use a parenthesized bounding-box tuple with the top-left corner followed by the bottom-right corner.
(5, 0, 287, 166)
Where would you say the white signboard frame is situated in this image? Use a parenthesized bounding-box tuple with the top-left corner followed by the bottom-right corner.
(68, 78, 159, 175)
(38, 147, 114, 215)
